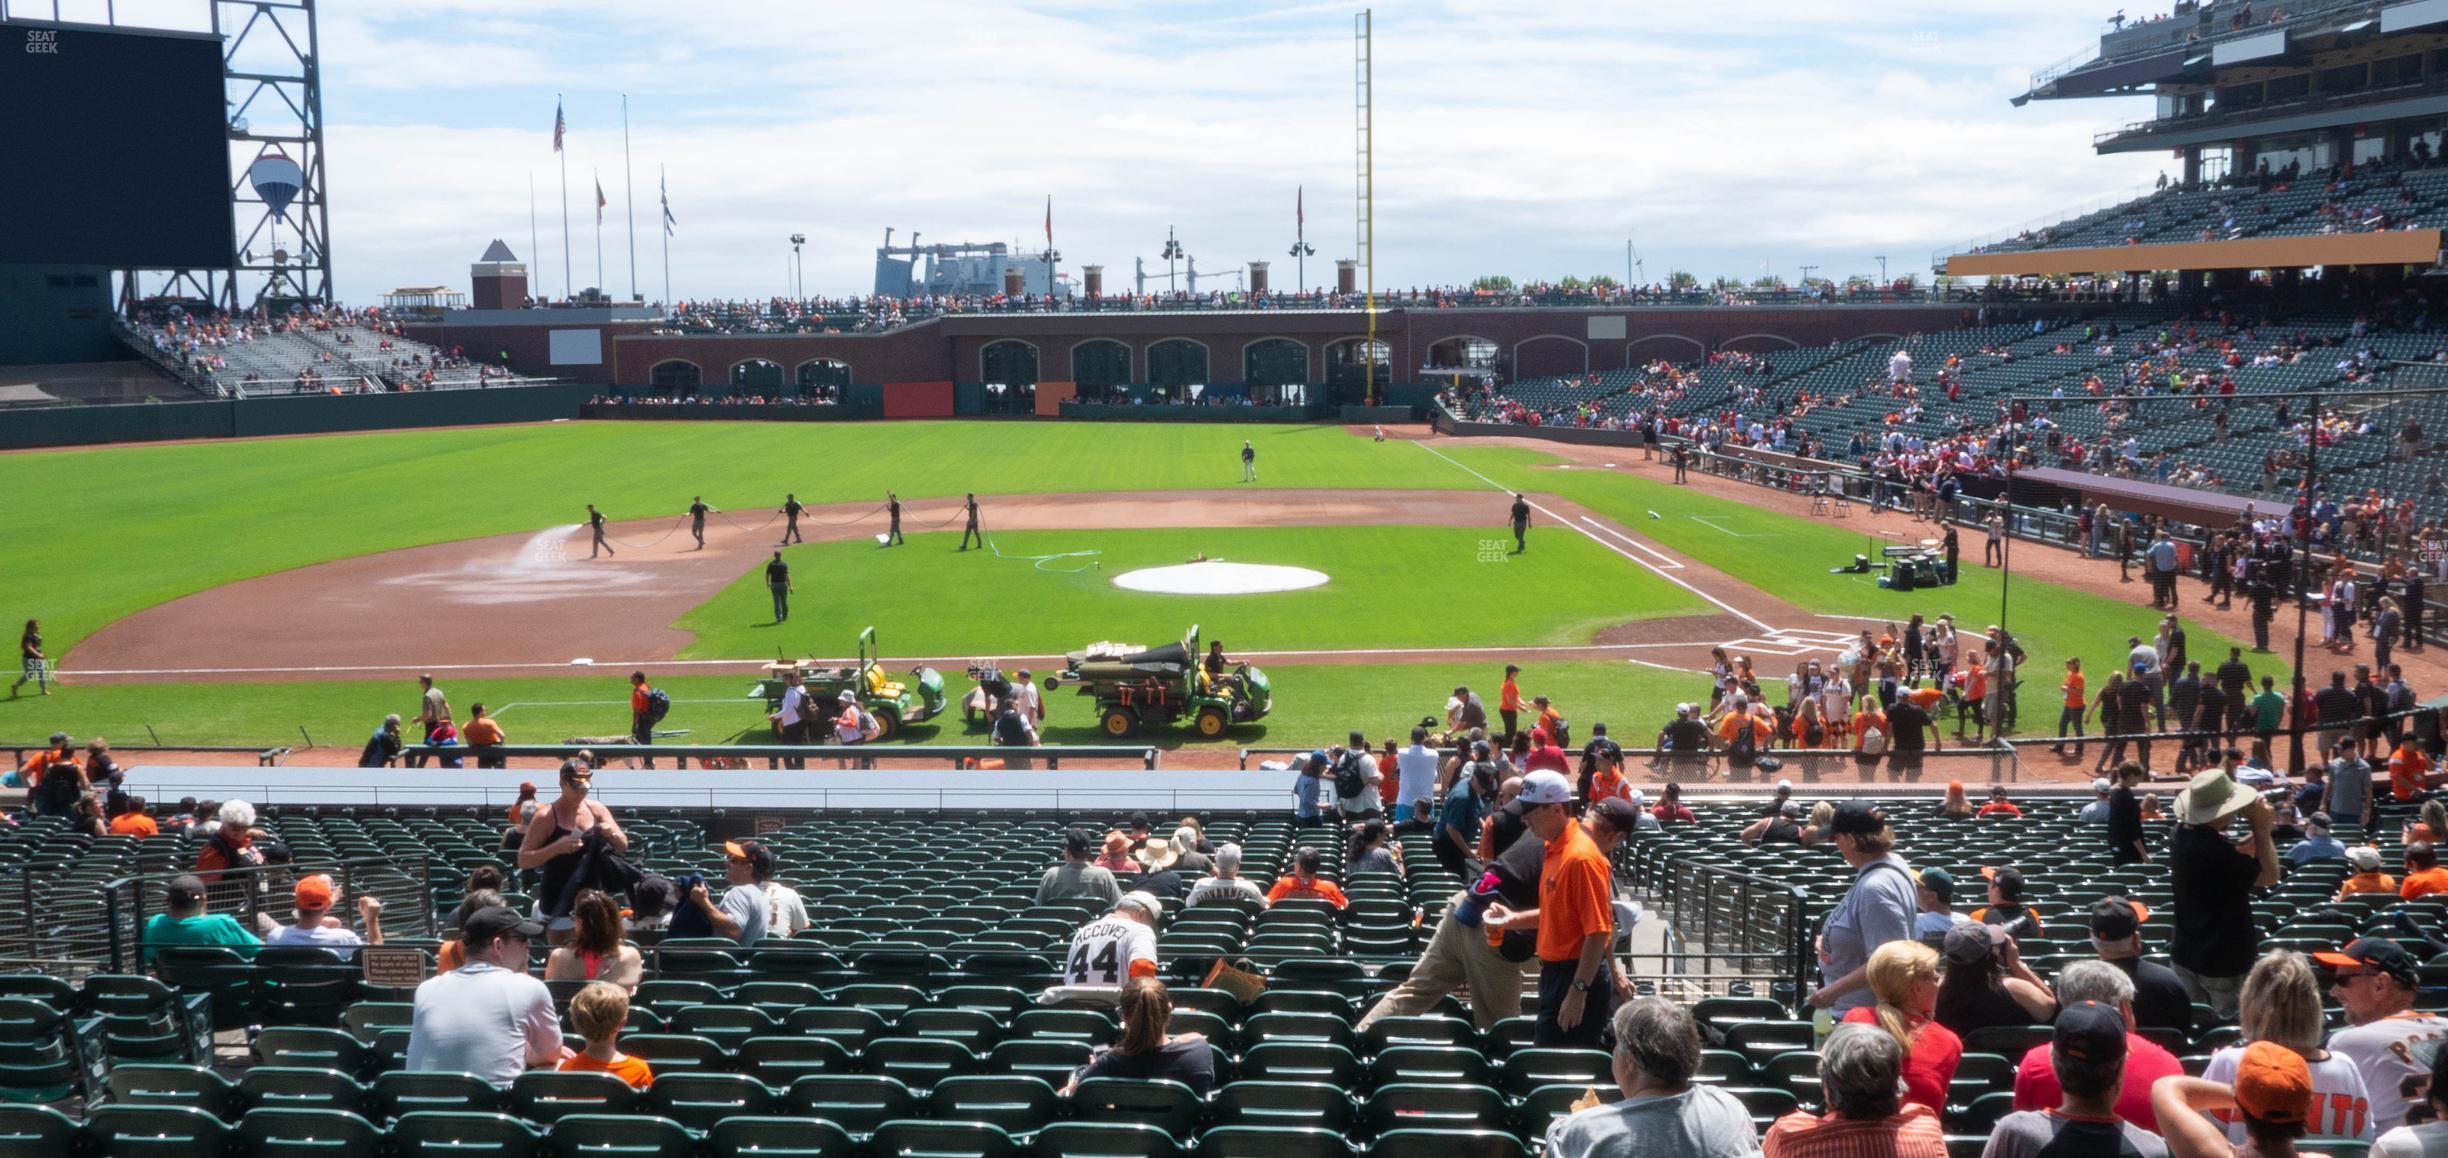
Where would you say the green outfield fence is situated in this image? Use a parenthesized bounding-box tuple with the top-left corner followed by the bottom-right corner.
(0, 382, 603, 451)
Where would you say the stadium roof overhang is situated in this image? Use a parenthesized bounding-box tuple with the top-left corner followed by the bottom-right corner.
(2098, 91, 2448, 153)
(2012, 468, 2264, 526)
(1945, 229, 2444, 277)
(2018, 48, 2205, 104)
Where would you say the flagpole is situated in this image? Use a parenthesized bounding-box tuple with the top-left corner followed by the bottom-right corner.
(594, 167, 605, 293)
(557, 93, 571, 300)
(528, 172, 540, 301)
(622, 94, 637, 303)
(660, 164, 671, 308)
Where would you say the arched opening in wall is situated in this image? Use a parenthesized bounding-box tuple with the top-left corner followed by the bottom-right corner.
(649, 360, 702, 396)
(1625, 334, 1707, 367)
(1323, 337, 1392, 405)
(1145, 338, 1210, 399)
(731, 359, 785, 395)
(980, 340, 1039, 387)
(1424, 335, 1500, 372)
(794, 359, 851, 401)
(1513, 335, 1588, 380)
(1719, 333, 1802, 354)
(1071, 339, 1132, 402)
(1242, 338, 1308, 404)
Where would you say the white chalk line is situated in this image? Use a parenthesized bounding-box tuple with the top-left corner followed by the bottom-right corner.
(1574, 518, 1685, 569)
(1414, 442, 1775, 634)
(493, 698, 739, 717)
(1688, 516, 1758, 537)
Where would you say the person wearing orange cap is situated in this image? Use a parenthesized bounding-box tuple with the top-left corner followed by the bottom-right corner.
(2152, 1040, 2319, 1158)
(256, 873, 384, 958)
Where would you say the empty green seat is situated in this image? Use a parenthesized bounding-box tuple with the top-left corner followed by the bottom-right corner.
(867, 1119, 1021, 1158)
(390, 1110, 544, 1158)
(237, 1108, 385, 1158)
(647, 1072, 775, 1134)
(703, 1116, 856, 1158)
(550, 1113, 697, 1158)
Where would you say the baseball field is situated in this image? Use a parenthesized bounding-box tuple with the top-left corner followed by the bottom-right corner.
(0, 420, 2275, 760)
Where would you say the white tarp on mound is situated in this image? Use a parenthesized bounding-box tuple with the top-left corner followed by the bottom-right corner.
(1111, 561, 1328, 595)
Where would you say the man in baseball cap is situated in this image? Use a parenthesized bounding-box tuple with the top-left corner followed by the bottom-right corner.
(2285, 812, 2346, 866)
(2084, 898, 2188, 1036)
(139, 873, 261, 966)
(404, 904, 559, 1087)
(1055, 890, 1163, 996)
(685, 840, 775, 947)
(1911, 867, 1968, 939)
(258, 872, 385, 958)
(2321, 937, 2448, 1132)
(1990, 1000, 2166, 1154)
(1485, 769, 1633, 1048)
(2168, 766, 2278, 1021)
(1809, 801, 1916, 1017)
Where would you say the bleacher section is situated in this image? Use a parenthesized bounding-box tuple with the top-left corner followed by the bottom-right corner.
(1963, 164, 2448, 258)
(126, 318, 546, 398)
(0, 791, 2420, 1155)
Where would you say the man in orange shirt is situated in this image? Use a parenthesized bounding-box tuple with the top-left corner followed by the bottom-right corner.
(2389, 738, 2440, 802)
(464, 704, 507, 770)
(2400, 842, 2448, 900)
(1263, 847, 1349, 908)
(1715, 696, 1776, 776)
(2053, 657, 2087, 760)
(105, 792, 158, 838)
(628, 671, 656, 769)
(1498, 664, 1524, 749)
(15, 730, 73, 786)
(1484, 771, 1637, 1048)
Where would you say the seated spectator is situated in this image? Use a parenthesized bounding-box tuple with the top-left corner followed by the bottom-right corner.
(1346, 820, 1401, 875)
(686, 840, 775, 947)
(2087, 899, 2191, 1036)
(404, 906, 563, 1088)
(1935, 923, 2056, 1036)
(545, 889, 643, 990)
(2078, 778, 2113, 824)
(1094, 831, 1137, 874)
(258, 873, 384, 959)
(437, 888, 504, 972)
(1165, 826, 1215, 878)
(2318, 937, 2448, 1135)
(1974, 867, 2045, 941)
(2373, 1037, 2448, 1156)
(1838, 940, 1959, 1114)
(1989, 1001, 2171, 1158)
(502, 800, 539, 853)
(764, 869, 810, 939)
(2200, 951, 2375, 1144)
(1038, 827, 1123, 906)
(2152, 1041, 2319, 1158)
(1938, 781, 1975, 820)
(105, 792, 157, 838)
(194, 799, 267, 883)
(1762, 1022, 1946, 1157)
(1913, 868, 1969, 939)
(1742, 801, 1809, 846)
(2406, 799, 2448, 846)
(1544, 997, 1759, 1158)
(624, 877, 674, 937)
(1133, 839, 1186, 900)
(1060, 891, 1162, 990)
(1265, 847, 1350, 907)
(2010, 962, 2183, 1131)
(1977, 785, 2025, 818)
(2338, 845, 2400, 898)
(1185, 843, 1266, 908)
(2283, 812, 2346, 866)
(2402, 843, 2448, 900)
(141, 874, 261, 965)
(1651, 780, 1696, 825)
(557, 981, 652, 1089)
(1062, 978, 1215, 1096)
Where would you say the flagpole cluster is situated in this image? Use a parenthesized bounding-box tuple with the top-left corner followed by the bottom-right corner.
(553, 96, 571, 300)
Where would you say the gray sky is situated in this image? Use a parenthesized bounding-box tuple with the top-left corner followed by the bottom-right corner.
(124, 0, 2175, 302)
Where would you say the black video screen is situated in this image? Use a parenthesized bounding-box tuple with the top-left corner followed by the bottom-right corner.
(0, 20, 236, 268)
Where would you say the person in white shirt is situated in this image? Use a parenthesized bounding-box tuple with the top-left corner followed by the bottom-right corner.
(1010, 669, 1043, 726)
(1395, 727, 1441, 822)
(1064, 891, 1162, 989)
(2322, 937, 2448, 1135)
(404, 906, 563, 1087)
(1185, 844, 1267, 909)
(766, 877, 811, 938)
(687, 840, 773, 947)
(257, 873, 383, 959)
(773, 671, 811, 770)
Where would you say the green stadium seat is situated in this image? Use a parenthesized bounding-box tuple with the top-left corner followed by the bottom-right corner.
(1210, 1081, 1355, 1133)
(239, 1066, 367, 1115)
(862, 1036, 981, 1091)
(782, 1074, 918, 1139)
(550, 1113, 698, 1158)
(928, 1074, 1060, 1135)
(0, 1104, 76, 1152)
(986, 1038, 1090, 1085)
(1195, 1124, 1356, 1158)
(647, 1072, 775, 1134)
(1499, 1048, 1610, 1098)
(868, 1119, 1022, 1158)
(739, 1035, 852, 1085)
(390, 1110, 544, 1158)
(702, 1116, 857, 1158)
(787, 1006, 891, 1051)
(509, 1069, 640, 1123)
(1368, 1044, 1491, 1088)
(1371, 1129, 1528, 1157)
(82, 975, 192, 1061)
(367, 1071, 504, 1121)
(618, 1033, 726, 1076)
(87, 1104, 233, 1157)
(237, 1108, 386, 1158)
(1365, 1082, 1508, 1134)
(1072, 1076, 1204, 1137)
(106, 1063, 240, 1120)
(1033, 1120, 1190, 1158)
(255, 1026, 368, 1077)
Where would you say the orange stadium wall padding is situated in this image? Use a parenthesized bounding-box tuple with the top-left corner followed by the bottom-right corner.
(1944, 229, 2444, 277)
(1034, 381, 1077, 416)
(880, 381, 955, 419)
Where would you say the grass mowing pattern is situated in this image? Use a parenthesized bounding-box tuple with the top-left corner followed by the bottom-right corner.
(673, 526, 1707, 657)
(8, 421, 1478, 657)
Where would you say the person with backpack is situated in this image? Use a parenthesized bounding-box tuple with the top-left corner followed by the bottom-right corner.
(1716, 696, 1774, 781)
(1331, 730, 1382, 821)
(1852, 694, 1891, 776)
(628, 671, 664, 769)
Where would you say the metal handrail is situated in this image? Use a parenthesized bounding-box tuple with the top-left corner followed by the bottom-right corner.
(398, 741, 1161, 770)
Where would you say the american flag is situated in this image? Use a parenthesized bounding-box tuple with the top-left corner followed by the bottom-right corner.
(595, 176, 606, 224)
(661, 173, 676, 236)
(552, 98, 565, 153)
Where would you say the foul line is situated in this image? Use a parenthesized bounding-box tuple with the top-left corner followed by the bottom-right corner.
(494, 698, 738, 716)
(1688, 516, 1756, 537)
(1575, 518, 1684, 569)
(1414, 441, 1774, 633)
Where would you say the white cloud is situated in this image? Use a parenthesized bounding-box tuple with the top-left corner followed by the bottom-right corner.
(305, 0, 2163, 302)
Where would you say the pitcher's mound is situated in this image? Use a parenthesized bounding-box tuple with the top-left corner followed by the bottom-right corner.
(1112, 561, 1328, 595)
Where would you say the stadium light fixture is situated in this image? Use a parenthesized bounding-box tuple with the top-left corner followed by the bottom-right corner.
(1162, 228, 1185, 295)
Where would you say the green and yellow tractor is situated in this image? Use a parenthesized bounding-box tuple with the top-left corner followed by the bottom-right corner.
(1042, 624, 1271, 738)
(749, 626, 946, 740)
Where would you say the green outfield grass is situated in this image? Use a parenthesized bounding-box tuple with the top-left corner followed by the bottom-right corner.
(8, 420, 1481, 657)
(0, 661, 1694, 751)
(1430, 443, 2293, 727)
(673, 525, 1706, 657)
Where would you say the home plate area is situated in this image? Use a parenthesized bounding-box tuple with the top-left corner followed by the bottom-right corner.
(1720, 628, 1856, 658)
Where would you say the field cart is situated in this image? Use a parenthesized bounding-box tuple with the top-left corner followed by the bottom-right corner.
(1041, 623, 1270, 738)
(748, 626, 947, 740)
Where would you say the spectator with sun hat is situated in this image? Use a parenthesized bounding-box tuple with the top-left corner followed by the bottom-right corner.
(2168, 765, 2279, 1021)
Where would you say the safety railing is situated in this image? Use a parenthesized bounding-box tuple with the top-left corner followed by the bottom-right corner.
(1620, 848, 1811, 1015)
(398, 741, 1161, 771)
(70, 856, 438, 978)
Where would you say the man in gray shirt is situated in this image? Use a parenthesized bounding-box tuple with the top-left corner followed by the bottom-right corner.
(1808, 802, 1918, 1017)
(2322, 741, 2376, 831)
(689, 839, 773, 947)
(1037, 827, 1122, 906)
(1545, 998, 1761, 1158)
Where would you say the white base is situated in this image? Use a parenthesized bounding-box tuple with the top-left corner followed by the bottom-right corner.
(1110, 561, 1329, 595)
